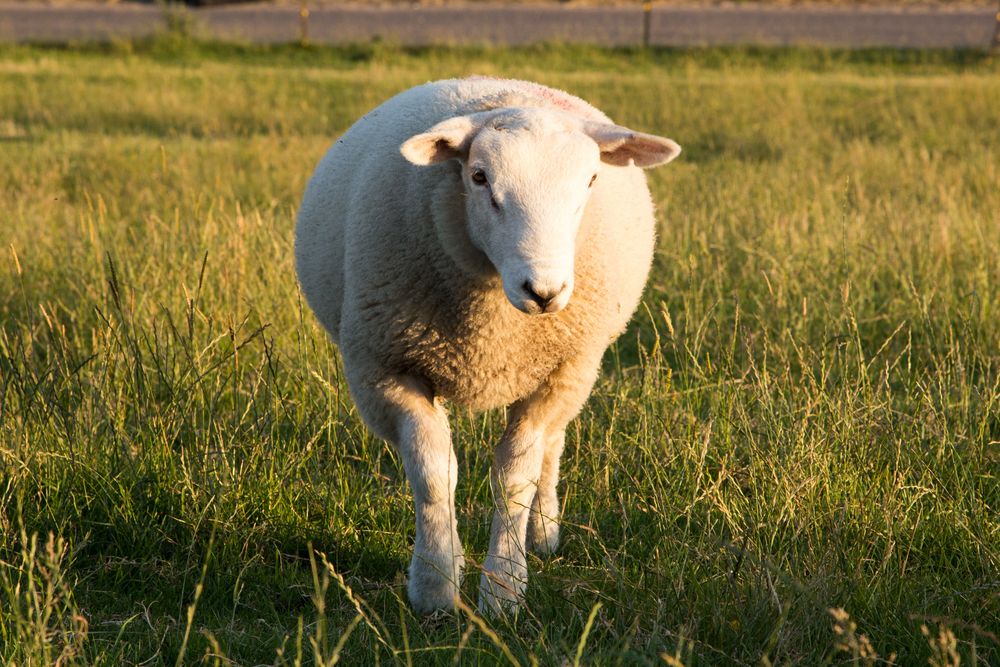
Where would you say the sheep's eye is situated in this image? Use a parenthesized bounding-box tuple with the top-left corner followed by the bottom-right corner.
(471, 169, 488, 185)
(588, 174, 597, 188)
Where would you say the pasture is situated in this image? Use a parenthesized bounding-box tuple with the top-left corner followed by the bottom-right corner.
(1, 39, 998, 664)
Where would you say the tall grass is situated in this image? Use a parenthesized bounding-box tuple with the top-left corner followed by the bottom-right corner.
(1, 41, 998, 664)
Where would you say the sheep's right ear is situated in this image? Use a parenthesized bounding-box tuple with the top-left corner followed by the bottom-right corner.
(400, 116, 478, 166)
(584, 122, 681, 168)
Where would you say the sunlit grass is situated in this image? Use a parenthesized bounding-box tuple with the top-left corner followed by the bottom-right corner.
(1, 40, 998, 664)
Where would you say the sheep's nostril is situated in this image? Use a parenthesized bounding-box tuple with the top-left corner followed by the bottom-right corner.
(522, 281, 565, 309)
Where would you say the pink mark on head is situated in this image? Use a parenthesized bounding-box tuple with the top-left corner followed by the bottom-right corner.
(464, 76, 601, 120)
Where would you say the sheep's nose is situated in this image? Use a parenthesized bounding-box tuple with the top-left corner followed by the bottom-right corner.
(523, 280, 567, 311)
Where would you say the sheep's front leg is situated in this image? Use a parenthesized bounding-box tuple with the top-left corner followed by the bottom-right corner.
(479, 353, 601, 614)
(348, 374, 463, 614)
(478, 408, 546, 614)
(401, 403, 464, 614)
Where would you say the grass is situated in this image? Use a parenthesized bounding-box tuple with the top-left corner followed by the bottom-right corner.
(1, 39, 998, 665)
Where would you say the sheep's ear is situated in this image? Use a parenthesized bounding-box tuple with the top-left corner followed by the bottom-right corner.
(400, 116, 478, 166)
(584, 122, 681, 168)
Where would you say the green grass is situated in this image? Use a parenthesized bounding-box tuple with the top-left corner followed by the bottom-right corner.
(1, 39, 998, 665)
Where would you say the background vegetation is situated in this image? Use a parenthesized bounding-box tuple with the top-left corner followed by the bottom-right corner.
(1, 39, 998, 664)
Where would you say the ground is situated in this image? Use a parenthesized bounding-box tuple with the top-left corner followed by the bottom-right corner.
(4, 3, 998, 48)
(0, 40, 998, 665)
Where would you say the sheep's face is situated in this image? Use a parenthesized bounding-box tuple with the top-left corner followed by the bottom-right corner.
(401, 107, 680, 316)
(459, 115, 601, 314)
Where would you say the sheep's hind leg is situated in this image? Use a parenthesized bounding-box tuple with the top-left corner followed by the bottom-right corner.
(348, 373, 464, 614)
(479, 352, 601, 614)
(527, 429, 565, 556)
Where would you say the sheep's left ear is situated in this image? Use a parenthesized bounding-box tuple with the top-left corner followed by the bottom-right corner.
(400, 116, 477, 165)
(401, 110, 501, 166)
(583, 122, 681, 168)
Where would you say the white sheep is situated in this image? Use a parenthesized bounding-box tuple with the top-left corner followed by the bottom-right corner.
(295, 77, 680, 615)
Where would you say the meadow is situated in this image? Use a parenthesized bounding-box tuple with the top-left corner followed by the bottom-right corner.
(0, 38, 998, 665)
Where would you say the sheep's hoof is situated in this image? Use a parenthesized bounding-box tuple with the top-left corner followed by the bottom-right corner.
(527, 515, 560, 557)
(408, 551, 464, 614)
(477, 570, 524, 617)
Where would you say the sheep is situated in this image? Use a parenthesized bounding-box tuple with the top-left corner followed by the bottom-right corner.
(295, 77, 680, 615)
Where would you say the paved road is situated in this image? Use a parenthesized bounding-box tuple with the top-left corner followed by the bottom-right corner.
(1, 2, 996, 48)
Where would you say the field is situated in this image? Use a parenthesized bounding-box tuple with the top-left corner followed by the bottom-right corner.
(1, 39, 999, 665)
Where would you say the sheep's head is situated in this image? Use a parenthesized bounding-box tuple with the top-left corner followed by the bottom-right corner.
(401, 107, 680, 315)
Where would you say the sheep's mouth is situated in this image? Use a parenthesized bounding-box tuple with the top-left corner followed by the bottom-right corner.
(509, 296, 568, 316)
